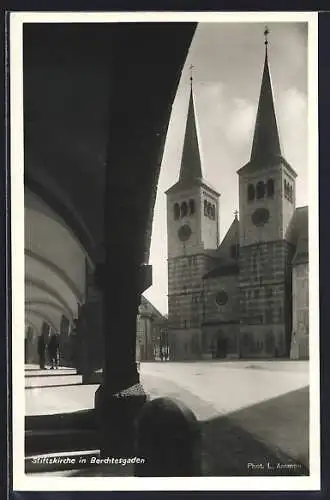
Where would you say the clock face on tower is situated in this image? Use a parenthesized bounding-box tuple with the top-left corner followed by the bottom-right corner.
(178, 224, 192, 242)
(251, 208, 270, 227)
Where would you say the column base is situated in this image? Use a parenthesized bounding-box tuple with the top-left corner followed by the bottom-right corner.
(95, 382, 147, 458)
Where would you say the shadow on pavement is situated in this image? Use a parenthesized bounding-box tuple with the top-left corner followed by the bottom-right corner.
(25, 387, 309, 476)
(201, 386, 309, 476)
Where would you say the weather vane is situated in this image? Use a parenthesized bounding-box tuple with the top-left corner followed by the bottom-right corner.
(264, 25, 269, 46)
(234, 209, 239, 219)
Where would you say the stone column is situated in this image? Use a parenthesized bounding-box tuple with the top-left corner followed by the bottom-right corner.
(92, 22, 196, 458)
(94, 263, 152, 456)
(75, 264, 104, 383)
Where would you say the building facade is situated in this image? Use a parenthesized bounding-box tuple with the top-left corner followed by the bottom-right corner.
(166, 39, 309, 361)
(136, 295, 168, 361)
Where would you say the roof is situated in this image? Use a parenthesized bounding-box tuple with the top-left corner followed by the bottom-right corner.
(179, 86, 203, 183)
(237, 47, 296, 178)
(203, 216, 240, 279)
(217, 216, 239, 258)
(203, 260, 239, 279)
(166, 86, 219, 197)
(166, 177, 220, 197)
(140, 295, 165, 320)
(286, 206, 309, 265)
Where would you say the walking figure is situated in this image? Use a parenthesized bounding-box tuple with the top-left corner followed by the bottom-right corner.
(48, 332, 60, 369)
(37, 333, 46, 369)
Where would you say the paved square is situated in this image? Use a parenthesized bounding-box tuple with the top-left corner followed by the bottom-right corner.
(25, 360, 309, 474)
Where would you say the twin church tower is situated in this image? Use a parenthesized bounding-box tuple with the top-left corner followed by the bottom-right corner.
(165, 30, 309, 361)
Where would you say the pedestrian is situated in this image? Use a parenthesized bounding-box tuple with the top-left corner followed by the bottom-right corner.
(48, 331, 60, 369)
(37, 333, 46, 369)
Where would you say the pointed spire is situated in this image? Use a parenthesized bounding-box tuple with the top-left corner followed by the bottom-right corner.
(179, 70, 203, 183)
(166, 67, 220, 196)
(250, 27, 282, 166)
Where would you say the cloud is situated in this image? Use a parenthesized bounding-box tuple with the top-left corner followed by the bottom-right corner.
(196, 83, 256, 149)
(224, 97, 256, 145)
(146, 25, 308, 314)
(278, 87, 307, 124)
(277, 87, 307, 168)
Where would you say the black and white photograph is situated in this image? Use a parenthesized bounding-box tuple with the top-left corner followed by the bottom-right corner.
(10, 11, 319, 491)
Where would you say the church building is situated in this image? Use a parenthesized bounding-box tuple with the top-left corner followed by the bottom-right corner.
(166, 32, 309, 361)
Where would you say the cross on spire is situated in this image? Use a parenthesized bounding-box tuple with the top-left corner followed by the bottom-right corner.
(234, 210, 239, 219)
(249, 25, 281, 166)
(176, 64, 203, 184)
(264, 25, 269, 46)
(189, 64, 194, 86)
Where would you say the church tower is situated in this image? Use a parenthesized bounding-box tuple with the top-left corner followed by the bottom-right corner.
(166, 77, 220, 360)
(237, 28, 297, 358)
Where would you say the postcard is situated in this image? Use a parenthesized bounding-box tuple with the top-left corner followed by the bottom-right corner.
(10, 10, 320, 491)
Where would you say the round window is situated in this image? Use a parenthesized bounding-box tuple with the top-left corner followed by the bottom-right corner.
(251, 207, 270, 227)
(177, 224, 192, 242)
(215, 290, 228, 306)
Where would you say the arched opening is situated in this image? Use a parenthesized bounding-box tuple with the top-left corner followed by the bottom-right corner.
(211, 204, 216, 220)
(211, 331, 228, 359)
(289, 185, 293, 203)
(267, 178, 275, 197)
(247, 183, 255, 202)
(256, 181, 265, 199)
(204, 199, 208, 216)
(180, 201, 188, 218)
(173, 203, 180, 220)
(24, 190, 96, 373)
(189, 199, 195, 215)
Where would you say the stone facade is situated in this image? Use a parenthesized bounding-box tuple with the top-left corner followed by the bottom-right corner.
(291, 263, 309, 359)
(166, 41, 309, 361)
(238, 241, 294, 357)
(202, 272, 240, 359)
(136, 295, 168, 361)
(238, 165, 296, 246)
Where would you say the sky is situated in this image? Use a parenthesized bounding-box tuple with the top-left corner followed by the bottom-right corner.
(144, 21, 308, 315)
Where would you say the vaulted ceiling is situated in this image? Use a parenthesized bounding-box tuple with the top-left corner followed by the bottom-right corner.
(23, 22, 196, 336)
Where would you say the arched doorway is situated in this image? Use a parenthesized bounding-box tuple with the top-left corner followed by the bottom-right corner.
(212, 330, 228, 359)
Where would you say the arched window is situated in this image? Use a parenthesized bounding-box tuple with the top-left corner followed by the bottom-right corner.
(284, 179, 288, 199)
(289, 185, 293, 203)
(256, 181, 265, 199)
(204, 200, 208, 216)
(267, 179, 275, 197)
(189, 199, 195, 215)
(180, 201, 188, 218)
(247, 184, 255, 202)
(207, 202, 213, 218)
(212, 205, 216, 220)
(173, 203, 180, 220)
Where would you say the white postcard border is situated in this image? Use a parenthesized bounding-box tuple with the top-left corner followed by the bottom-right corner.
(10, 10, 320, 491)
